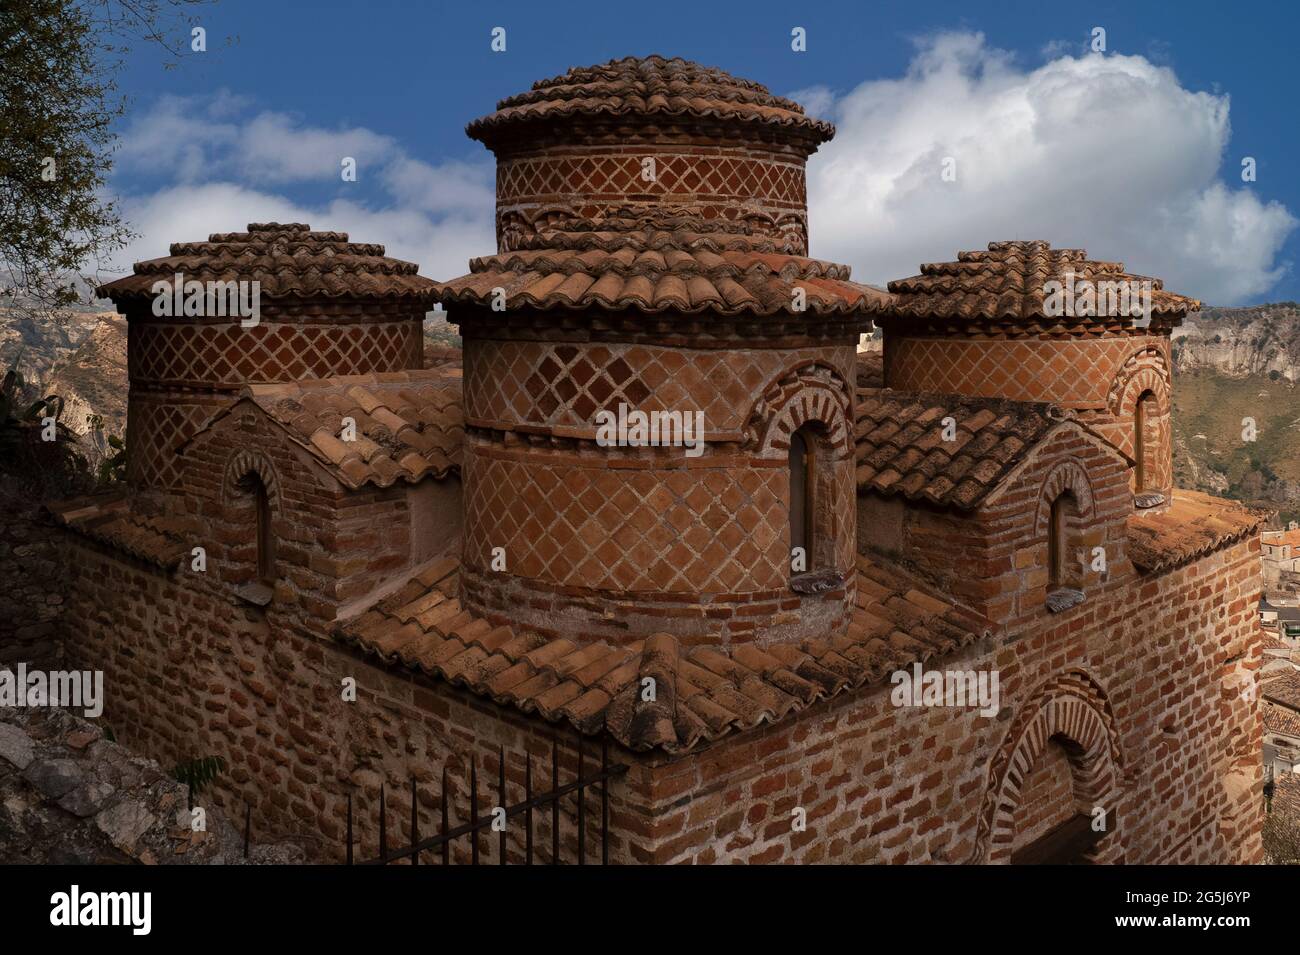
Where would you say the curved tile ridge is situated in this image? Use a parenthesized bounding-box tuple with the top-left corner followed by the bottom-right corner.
(335, 552, 992, 754)
(467, 55, 834, 147)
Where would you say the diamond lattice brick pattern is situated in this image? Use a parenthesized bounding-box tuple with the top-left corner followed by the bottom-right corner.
(127, 397, 211, 489)
(886, 337, 1140, 408)
(130, 322, 422, 386)
(465, 341, 855, 432)
(464, 452, 789, 593)
(496, 154, 807, 206)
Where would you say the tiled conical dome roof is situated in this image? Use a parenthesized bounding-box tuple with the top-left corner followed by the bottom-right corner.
(97, 223, 436, 301)
(467, 55, 834, 149)
(885, 240, 1199, 324)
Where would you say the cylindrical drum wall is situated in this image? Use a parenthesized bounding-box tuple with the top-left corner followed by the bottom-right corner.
(458, 328, 860, 645)
(884, 328, 1174, 500)
(125, 301, 424, 491)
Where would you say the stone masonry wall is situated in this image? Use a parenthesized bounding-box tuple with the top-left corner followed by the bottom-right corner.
(0, 483, 66, 669)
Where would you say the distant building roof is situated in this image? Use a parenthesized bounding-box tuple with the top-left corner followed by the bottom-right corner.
(1265, 699, 1300, 738)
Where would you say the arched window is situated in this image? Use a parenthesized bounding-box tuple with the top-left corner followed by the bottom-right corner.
(1048, 493, 1069, 589)
(237, 472, 275, 586)
(789, 426, 813, 568)
(254, 475, 275, 584)
(1046, 491, 1083, 611)
(1133, 390, 1152, 492)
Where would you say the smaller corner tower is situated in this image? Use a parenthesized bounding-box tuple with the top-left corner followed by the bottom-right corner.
(97, 223, 433, 501)
(881, 240, 1200, 508)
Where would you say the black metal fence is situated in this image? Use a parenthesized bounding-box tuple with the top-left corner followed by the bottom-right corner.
(345, 736, 627, 865)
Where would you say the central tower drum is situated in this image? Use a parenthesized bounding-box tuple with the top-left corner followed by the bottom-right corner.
(434, 56, 885, 645)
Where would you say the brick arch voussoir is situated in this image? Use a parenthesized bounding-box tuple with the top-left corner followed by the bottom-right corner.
(749, 361, 853, 458)
(974, 669, 1126, 864)
(1033, 460, 1097, 536)
(223, 449, 281, 508)
(1107, 348, 1170, 417)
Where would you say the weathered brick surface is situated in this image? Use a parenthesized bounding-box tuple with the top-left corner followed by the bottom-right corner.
(618, 535, 1262, 864)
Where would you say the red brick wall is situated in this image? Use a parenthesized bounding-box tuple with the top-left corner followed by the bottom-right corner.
(125, 302, 423, 492)
(1010, 740, 1080, 852)
(613, 534, 1263, 864)
(494, 141, 812, 253)
(859, 423, 1133, 625)
(179, 400, 428, 618)
(884, 330, 1174, 500)
(57, 519, 1261, 864)
(459, 336, 860, 645)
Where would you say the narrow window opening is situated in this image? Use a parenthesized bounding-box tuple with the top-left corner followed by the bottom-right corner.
(254, 475, 275, 585)
(789, 428, 812, 564)
(1046, 491, 1084, 613)
(1134, 394, 1148, 492)
(788, 422, 842, 594)
(1133, 390, 1165, 508)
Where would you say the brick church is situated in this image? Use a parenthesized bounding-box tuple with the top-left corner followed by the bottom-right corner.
(55, 55, 1265, 863)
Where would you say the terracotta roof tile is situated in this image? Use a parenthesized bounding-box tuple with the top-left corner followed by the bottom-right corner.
(1264, 697, 1300, 738)
(467, 55, 834, 149)
(48, 494, 189, 569)
(884, 240, 1199, 326)
(336, 552, 990, 753)
(433, 212, 887, 318)
(1264, 670, 1300, 712)
(1127, 490, 1268, 574)
(96, 222, 436, 301)
(206, 368, 464, 489)
(855, 387, 1059, 508)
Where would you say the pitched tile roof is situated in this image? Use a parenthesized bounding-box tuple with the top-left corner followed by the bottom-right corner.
(884, 240, 1200, 324)
(48, 494, 189, 569)
(467, 55, 834, 149)
(1268, 770, 1300, 825)
(1263, 528, 1300, 549)
(96, 223, 436, 302)
(233, 368, 464, 489)
(1264, 670, 1300, 712)
(337, 554, 990, 754)
(1265, 698, 1300, 739)
(855, 388, 1060, 509)
(432, 210, 887, 318)
(1126, 489, 1268, 574)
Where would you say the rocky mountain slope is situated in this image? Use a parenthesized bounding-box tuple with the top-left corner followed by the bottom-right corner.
(1172, 303, 1300, 526)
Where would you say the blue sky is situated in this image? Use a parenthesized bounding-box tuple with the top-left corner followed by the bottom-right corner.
(104, 0, 1300, 306)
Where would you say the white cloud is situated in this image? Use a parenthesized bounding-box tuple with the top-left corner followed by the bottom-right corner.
(800, 32, 1297, 305)
(107, 92, 494, 283)
(101, 182, 493, 286)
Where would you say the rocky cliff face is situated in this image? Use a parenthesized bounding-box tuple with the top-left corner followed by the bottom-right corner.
(1171, 303, 1300, 526)
(1173, 303, 1300, 380)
